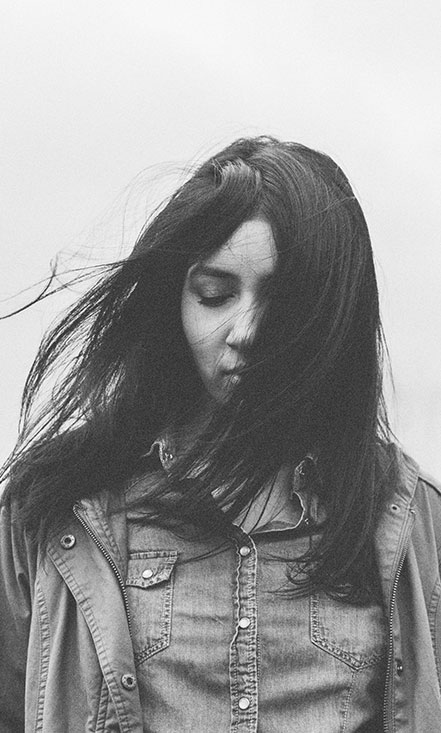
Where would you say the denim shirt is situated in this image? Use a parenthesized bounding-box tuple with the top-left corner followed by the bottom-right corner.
(125, 451, 387, 732)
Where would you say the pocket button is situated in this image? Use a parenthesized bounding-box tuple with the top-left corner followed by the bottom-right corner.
(142, 568, 154, 579)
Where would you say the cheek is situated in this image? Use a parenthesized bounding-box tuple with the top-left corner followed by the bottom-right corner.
(181, 294, 204, 347)
(181, 296, 223, 369)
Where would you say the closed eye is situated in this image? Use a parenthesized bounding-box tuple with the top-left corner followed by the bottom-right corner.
(198, 294, 234, 308)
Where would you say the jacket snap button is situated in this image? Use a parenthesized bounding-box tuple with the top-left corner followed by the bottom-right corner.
(390, 504, 400, 513)
(238, 697, 250, 710)
(396, 660, 403, 676)
(121, 673, 137, 690)
(142, 568, 154, 579)
(60, 534, 76, 549)
(239, 617, 251, 629)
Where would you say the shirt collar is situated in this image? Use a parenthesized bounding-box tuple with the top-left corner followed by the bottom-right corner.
(145, 437, 324, 531)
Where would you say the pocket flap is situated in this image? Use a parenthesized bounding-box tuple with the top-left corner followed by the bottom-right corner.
(126, 550, 178, 588)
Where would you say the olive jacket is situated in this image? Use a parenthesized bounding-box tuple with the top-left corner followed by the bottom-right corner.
(0, 446, 440, 732)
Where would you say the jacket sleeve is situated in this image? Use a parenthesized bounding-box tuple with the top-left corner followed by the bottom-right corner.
(0, 498, 32, 732)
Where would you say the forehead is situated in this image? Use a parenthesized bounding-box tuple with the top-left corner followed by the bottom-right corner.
(197, 219, 277, 277)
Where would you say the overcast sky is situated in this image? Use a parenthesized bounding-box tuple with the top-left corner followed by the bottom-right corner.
(1, 0, 441, 472)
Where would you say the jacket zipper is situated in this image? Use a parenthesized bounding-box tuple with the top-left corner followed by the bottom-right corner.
(72, 503, 132, 638)
(382, 509, 415, 733)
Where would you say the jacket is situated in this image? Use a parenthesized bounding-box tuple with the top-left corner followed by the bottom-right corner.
(0, 446, 440, 732)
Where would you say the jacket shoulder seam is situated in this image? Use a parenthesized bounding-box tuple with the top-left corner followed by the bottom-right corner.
(417, 473, 441, 498)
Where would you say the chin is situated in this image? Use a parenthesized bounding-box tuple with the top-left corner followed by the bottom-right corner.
(199, 372, 238, 406)
(202, 384, 228, 406)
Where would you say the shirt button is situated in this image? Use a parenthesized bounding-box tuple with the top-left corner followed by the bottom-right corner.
(239, 546, 251, 557)
(238, 697, 250, 710)
(121, 673, 137, 690)
(142, 568, 154, 579)
(60, 534, 76, 549)
(239, 617, 251, 629)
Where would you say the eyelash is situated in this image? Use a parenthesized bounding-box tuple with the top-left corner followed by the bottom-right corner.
(198, 294, 233, 308)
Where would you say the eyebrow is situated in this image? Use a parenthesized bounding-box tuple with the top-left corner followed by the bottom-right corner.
(189, 263, 274, 283)
(189, 264, 236, 280)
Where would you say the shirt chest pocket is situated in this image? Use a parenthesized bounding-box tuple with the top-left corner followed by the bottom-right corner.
(125, 550, 178, 666)
(310, 592, 387, 670)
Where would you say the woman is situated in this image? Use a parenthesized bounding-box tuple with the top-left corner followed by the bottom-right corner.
(1, 136, 440, 732)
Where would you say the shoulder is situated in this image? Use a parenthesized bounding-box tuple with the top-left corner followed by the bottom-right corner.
(416, 467, 441, 498)
(380, 442, 441, 500)
(393, 450, 441, 554)
(0, 493, 36, 591)
(402, 449, 441, 509)
(413, 467, 441, 546)
(379, 443, 441, 536)
(0, 491, 31, 549)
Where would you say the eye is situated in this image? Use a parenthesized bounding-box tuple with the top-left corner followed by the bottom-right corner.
(198, 294, 233, 308)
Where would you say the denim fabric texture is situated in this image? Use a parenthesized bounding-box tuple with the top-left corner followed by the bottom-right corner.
(126, 454, 386, 732)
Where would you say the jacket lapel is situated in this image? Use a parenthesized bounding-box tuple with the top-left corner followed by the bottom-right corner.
(47, 492, 143, 732)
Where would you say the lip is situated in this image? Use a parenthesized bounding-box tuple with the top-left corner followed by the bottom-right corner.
(222, 364, 247, 375)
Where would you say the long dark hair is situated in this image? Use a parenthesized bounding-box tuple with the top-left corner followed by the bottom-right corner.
(1, 136, 393, 600)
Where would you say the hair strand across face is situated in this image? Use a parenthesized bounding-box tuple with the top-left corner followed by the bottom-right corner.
(1, 136, 394, 602)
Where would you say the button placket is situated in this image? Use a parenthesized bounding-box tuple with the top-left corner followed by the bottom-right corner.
(229, 533, 258, 731)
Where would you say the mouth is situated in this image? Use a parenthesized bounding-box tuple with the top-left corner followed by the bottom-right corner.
(222, 363, 247, 376)
(221, 365, 247, 387)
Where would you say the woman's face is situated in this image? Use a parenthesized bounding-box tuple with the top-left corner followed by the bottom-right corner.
(181, 218, 277, 403)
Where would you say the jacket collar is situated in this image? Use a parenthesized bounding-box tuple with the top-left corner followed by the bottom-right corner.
(75, 443, 421, 591)
(375, 444, 420, 603)
(75, 490, 128, 578)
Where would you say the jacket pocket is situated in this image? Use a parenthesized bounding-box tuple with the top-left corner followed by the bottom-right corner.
(125, 550, 178, 665)
(310, 592, 386, 670)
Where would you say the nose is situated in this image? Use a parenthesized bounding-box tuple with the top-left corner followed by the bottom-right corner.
(225, 303, 259, 352)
